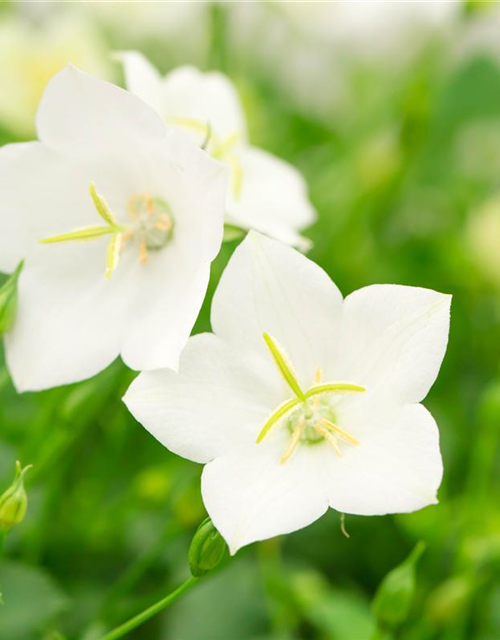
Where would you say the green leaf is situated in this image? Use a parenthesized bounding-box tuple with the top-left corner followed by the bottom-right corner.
(0, 260, 23, 335)
(0, 561, 68, 639)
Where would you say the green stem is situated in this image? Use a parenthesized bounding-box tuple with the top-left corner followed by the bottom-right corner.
(0, 529, 6, 559)
(95, 576, 200, 640)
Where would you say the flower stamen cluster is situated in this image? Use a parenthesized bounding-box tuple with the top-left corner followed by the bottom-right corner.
(258, 333, 364, 464)
(40, 183, 174, 278)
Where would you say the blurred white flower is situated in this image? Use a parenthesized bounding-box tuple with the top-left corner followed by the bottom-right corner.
(0, 15, 111, 137)
(0, 66, 227, 392)
(465, 196, 500, 287)
(274, 0, 459, 65)
(452, 4, 500, 64)
(225, 1, 459, 119)
(118, 53, 316, 248)
(125, 231, 450, 554)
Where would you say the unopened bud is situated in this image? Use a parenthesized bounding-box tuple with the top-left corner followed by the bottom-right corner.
(0, 461, 32, 532)
(188, 517, 227, 577)
(372, 541, 426, 632)
(0, 260, 23, 335)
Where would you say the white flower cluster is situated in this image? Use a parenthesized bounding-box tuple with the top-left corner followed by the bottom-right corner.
(0, 60, 451, 553)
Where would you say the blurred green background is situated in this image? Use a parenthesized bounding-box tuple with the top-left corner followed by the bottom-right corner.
(1, 1, 500, 639)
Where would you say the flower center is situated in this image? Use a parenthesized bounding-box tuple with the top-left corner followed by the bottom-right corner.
(124, 193, 174, 264)
(40, 183, 174, 279)
(257, 333, 365, 464)
(167, 117, 243, 200)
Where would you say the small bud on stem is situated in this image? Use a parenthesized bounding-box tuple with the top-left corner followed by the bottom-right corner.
(372, 541, 426, 634)
(188, 517, 227, 577)
(0, 461, 32, 532)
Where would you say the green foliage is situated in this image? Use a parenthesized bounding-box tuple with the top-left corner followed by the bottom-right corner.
(0, 561, 68, 639)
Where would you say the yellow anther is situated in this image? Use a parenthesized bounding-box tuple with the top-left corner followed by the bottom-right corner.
(106, 232, 123, 280)
(315, 424, 342, 457)
(280, 419, 304, 464)
(321, 419, 360, 446)
(226, 153, 243, 200)
(313, 367, 322, 410)
(139, 241, 148, 265)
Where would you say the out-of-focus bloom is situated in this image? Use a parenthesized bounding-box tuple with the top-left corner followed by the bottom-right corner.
(272, 0, 459, 65)
(125, 232, 450, 554)
(78, 1, 208, 61)
(0, 66, 227, 392)
(452, 3, 500, 64)
(225, 1, 459, 120)
(465, 196, 500, 286)
(0, 461, 32, 532)
(0, 15, 110, 137)
(118, 53, 316, 248)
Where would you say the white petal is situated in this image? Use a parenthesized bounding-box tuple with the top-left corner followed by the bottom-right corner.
(227, 146, 316, 246)
(5, 241, 128, 392)
(161, 65, 247, 141)
(333, 285, 451, 403)
(0, 142, 95, 273)
(36, 65, 166, 156)
(202, 440, 330, 554)
(119, 258, 211, 372)
(324, 402, 443, 515)
(140, 130, 227, 265)
(211, 231, 344, 390)
(116, 50, 163, 113)
(124, 333, 281, 464)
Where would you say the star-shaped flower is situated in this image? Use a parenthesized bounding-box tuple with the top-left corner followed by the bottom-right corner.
(124, 231, 450, 554)
(117, 53, 316, 248)
(0, 65, 227, 392)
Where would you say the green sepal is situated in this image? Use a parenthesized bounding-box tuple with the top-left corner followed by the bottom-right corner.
(0, 260, 24, 335)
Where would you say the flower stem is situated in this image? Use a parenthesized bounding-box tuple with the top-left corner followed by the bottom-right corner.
(0, 529, 6, 558)
(96, 575, 200, 640)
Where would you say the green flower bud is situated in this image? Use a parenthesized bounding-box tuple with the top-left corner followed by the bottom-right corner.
(0, 461, 32, 532)
(188, 517, 227, 577)
(0, 260, 23, 335)
(372, 541, 426, 632)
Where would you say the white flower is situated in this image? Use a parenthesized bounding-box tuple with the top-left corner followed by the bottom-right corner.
(117, 53, 316, 248)
(124, 231, 450, 555)
(0, 14, 111, 137)
(0, 65, 227, 392)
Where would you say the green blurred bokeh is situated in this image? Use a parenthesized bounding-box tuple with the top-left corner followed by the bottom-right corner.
(0, 2, 499, 639)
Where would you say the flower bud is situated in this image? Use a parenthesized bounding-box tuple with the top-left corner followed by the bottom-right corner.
(0, 461, 32, 532)
(188, 517, 227, 577)
(0, 260, 23, 335)
(372, 541, 426, 632)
